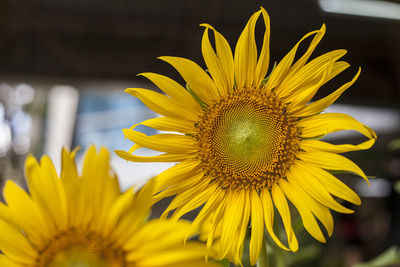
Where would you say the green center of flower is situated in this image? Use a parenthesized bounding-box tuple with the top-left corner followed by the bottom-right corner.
(36, 228, 126, 267)
(214, 103, 279, 167)
(196, 89, 301, 190)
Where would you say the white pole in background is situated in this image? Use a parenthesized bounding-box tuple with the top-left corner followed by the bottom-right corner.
(44, 85, 79, 172)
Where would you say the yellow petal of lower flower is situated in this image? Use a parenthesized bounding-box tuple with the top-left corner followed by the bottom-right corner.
(131, 243, 211, 266)
(139, 72, 202, 113)
(288, 163, 354, 213)
(3, 180, 50, 244)
(301, 139, 376, 154)
(298, 68, 361, 117)
(234, 10, 261, 88)
(260, 190, 290, 251)
(279, 179, 326, 243)
(249, 191, 264, 265)
(271, 184, 298, 252)
(124, 220, 191, 251)
(254, 7, 271, 87)
(81, 147, 118, 230)
(297, 150, 369, 183)
(26, 155, 68, 231)
(105, 188, 135, 236)
(159, 56, 219, 104)
(0, 255, 20, 267)
(298, 112, 376, 140)
(0, 220, 37, 264)
(125, 88, 198, 122)
(123, 130, 196, 154)
(300, 161, 361, 205)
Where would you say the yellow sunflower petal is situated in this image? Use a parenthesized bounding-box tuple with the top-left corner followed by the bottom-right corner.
(124, 220, 191, 251)
(287, 180, 334, 236)
(254, 7, 271, 86)
(288, 162, 354, 213)
(300, 161, 361, 205)
(279, 179, 326, 243)
(298, 68, 361, 117)
(286, 24, 326, 75)
(0, 219, 37, 264)
(3, 180, 50, 244)
(234, 10, 261, 88)
(105, 188, 135, 235)
(233, 191, 250, 265)
(287, 61, 350, 111)
(207, 196, 227, 249)
(125, 88, 198, 122)
(301, 139, 376, 154)
(131, 243, 211, 266)
(277, 49, 346, 98)
(153, 160, 200, 193)
(115, 149, 188, 163)
(130, 116, 195, 133)
(297, 150, 369, 183)
(298, 112, 376, 140)
(162, 176, 209, 218)
(159, 56, 219, 104)
(123, 130, 196, 154)
(201, 26, 228, 95)
(157, 172, 205, 207)
(220, 190, 246, 258)
(170, 181, 215, 220)
(200, 24, 234, 91)
(0, 254, 21, 267)
(25, 155, 68, 231)
(139, 72, 202, 113)
(249, 191, 264, 265)
(286, 61, 332, 110)
(265, 28, 322, 92)
(271, 184, 298, 251)
(260, 189, 290, 251)
(0, 202, 16, 226)
(81, 147, 118, 230)
(190, 186, 225, 232)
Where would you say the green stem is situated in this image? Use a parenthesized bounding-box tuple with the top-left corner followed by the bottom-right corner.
(257, 236, 268, 267)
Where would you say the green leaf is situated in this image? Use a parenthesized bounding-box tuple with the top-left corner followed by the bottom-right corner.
(352, 246, 400, 267)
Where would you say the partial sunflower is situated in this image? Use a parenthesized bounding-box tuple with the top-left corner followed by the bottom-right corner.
(116, 7, 376, 266)
(0, 146, 217, 267)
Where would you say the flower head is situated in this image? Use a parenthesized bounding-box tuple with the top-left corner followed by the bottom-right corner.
(0, 146, 216, 267)
(116, 7, 376, 265)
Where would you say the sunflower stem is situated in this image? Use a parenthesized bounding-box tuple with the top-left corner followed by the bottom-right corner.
(257, 236, 269, 267)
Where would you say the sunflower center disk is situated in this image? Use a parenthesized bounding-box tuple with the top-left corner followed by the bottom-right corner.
(36, 229, 126, 267)
(196, 90, 301, 191)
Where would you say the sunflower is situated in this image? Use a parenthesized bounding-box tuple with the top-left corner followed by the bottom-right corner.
(0, 146, 217, 267)
(116, 7, 376, 265)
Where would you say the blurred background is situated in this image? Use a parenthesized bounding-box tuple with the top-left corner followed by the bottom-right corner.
(0, 0, 399, 266)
